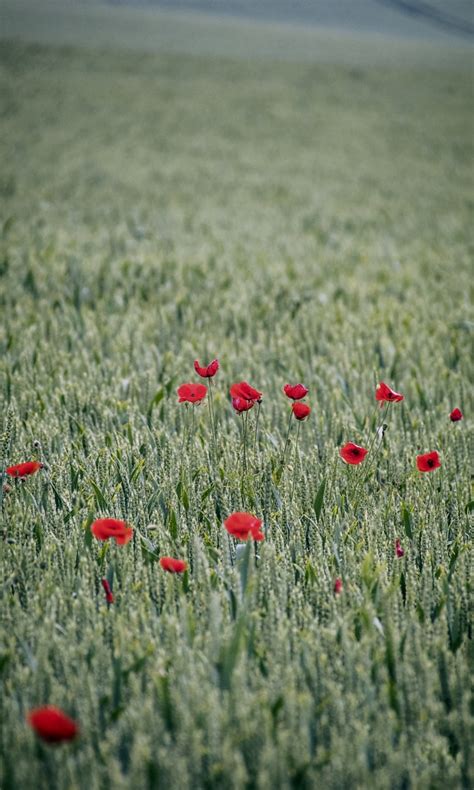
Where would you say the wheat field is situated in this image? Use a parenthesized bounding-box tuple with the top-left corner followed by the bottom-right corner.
(0, 4, 472, 788)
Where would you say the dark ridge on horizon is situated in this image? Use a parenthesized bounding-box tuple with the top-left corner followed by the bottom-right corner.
(374, 0, 474, 38)
(105, 0, 474, 39)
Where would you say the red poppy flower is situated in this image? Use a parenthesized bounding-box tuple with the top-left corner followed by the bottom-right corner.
(339, 442, 368, 465)
(283, 383, 309, 401)
(292, 402, 311, 421)
(416, 451, 441, 472)
(224, 512, 265, 541)
(375, 382, 404, 404)
(101, 578, 114, 604)
(27, 706, 78, 743)
(231, 397, 255, 413)
(229, 382, 262, 402)
(395, 539, 405, 558)
(450, 408, 463, 422)
(177, 383, 207, 404)
(334, 577, 343, 595)
(194, 359, 219, 378)
(160, 557, 187, 573)
(6, 461, 43, 478)
(91, 518, 133, 545)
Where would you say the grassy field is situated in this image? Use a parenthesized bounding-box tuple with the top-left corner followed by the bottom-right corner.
(0, 5, 473, 788)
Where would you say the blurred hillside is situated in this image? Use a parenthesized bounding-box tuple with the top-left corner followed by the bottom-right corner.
(1, 0, 472, 66)
(69, 0, 474, 39)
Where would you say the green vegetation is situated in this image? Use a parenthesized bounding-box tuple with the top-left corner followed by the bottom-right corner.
(0, 9, 472, 788)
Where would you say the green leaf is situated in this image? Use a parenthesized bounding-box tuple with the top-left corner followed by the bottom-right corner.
(218, 615, 246, 690)
(168, 508, 178, 540)
(2, 216, 15, 237)
(90, 480, 108, 510)
(33, 521, 44, 549)
(431, 597, 446, 622)
(176, 480, 189, 512)
(0, 471, 5, 511)
(182, 569, 190, 594)
(449, 541, 460, 576)
(313, 478, 326, 521)
(123, 654, 148, 678)
(415, 380, 429, 410)
(130, 460, 145, 484)
(140, 535, 158, 563)
(158, 494, 169, 522)
(98, 542, 109, 568)
(270, 695, 284, 724)
(0, 652, 10, 674)
(304, 559, 317, 585)
(164, 378, 176, 397)
(200, 485, 214, 503)
(384, 627, 400, 717)
(401, 502, 413, 539)
(228, 589, 237, 621)
(106, 564, 114, 589)
(273, 466, 283, 486)
(146, 387, 164, 427)
(156, 675, 174, 731)
(84, 521, 94, 548)
(50, 479, 65, 511)
(399, 570, 406, 605)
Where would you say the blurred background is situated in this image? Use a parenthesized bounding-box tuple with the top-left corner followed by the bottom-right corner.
(2, 0, 473, 58)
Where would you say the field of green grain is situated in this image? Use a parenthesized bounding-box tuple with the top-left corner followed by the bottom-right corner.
(0, 5, 473, 788)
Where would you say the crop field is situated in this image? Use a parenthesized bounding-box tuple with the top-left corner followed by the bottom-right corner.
(0, 4, 473, 788)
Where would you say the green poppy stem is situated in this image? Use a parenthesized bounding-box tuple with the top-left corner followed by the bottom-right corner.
(207, 378, 218, 460)
(254, 400, 262, 458)
(290, 420, 301, 504)
(241, 411, 248, 473)
(352, 401, 391, 510)
(281, 408, 294, 466)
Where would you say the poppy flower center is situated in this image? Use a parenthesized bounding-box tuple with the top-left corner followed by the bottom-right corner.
(428, 459, 434, 467)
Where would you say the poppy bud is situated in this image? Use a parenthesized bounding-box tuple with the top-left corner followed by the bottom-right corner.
(449, 408, 463, 422)
(101, 578, 114, 604)
(292, 402, 311, 421)
(395, 539, 405, 558)
(232, 397, 254, 413)
(334, 577, 343, 595)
